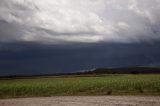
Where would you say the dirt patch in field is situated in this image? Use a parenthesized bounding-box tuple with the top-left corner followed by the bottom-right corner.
(0, 96, 160, 106)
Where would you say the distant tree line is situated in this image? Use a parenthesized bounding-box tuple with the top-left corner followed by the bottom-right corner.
(75, 67, 160, 75)
(1, 67, 160, 79)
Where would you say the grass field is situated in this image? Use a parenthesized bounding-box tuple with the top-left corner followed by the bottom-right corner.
(0, 74, 160, 98)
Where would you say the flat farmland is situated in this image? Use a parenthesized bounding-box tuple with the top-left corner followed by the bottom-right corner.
(0, 74, 160, 98)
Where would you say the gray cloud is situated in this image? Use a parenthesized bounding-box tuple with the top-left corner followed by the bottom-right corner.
(1, 42, 160, 75)
(0, 0, 160, 44)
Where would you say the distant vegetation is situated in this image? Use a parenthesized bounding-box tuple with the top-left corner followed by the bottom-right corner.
(1, 67, 160, 78)
(76, 67, 160, 75)
(0, 74, 160, 98)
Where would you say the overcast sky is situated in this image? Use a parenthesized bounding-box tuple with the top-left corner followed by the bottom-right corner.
(0, 0, 160, 75)
(1, 0, 160, 44)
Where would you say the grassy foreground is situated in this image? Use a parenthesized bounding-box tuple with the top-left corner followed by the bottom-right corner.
(0, 74, 160, 98)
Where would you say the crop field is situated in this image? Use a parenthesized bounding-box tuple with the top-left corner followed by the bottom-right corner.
(0, 74, 160, 98)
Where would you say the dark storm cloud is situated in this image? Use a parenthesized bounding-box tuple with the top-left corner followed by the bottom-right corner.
(1, 0, 160, 76)
(0, 42, 160, 76)
(0, 20, 25, 42)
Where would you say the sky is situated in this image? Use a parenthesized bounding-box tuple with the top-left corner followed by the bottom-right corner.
(0, 0, 160, 76)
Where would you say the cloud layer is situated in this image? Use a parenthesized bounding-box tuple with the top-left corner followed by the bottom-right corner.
(0, 0, 160, 44)
(1, 42, 160, 75)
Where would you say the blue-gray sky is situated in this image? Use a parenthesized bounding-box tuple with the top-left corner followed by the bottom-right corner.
(0, 0, 160, 75)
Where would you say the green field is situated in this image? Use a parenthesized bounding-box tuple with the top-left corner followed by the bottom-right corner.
(0, 74, 160, 98)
